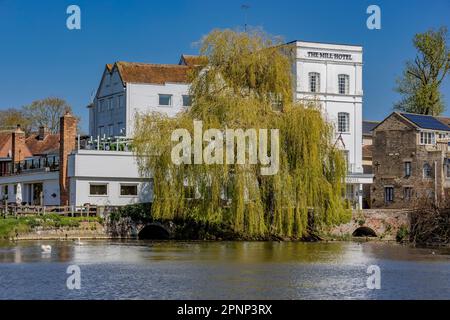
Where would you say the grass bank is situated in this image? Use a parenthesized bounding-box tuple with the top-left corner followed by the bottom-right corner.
(0, 214, 103, 240)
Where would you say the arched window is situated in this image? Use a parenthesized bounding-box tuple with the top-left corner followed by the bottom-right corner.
(309, 72, 320, 93)
(338, 112, 350, 133)
(338, 74, 349, 94)
(423, 163, 432, 178)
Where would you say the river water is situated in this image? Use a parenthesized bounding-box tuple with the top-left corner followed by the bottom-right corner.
(0, 240, 449, 300)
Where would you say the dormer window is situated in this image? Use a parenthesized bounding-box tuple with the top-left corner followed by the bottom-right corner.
(420, 132, 435, 145)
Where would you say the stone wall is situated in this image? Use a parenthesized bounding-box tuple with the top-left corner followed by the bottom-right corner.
(372, 113, 449, 209)
(326, 209, 411, 240)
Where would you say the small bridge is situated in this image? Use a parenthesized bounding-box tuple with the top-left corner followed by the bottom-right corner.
(328, 209, 411, 240)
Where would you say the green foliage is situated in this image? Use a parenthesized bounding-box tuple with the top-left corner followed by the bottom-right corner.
(133, 28, 350, 239)
(396, 225, 409, 242)
(394, 27, 450, 115)
(109, 203, 153, 223)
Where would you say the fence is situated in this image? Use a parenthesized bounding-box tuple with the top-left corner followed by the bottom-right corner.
(0, 204, 118, 217)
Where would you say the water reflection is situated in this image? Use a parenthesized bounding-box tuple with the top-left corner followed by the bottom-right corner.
(0, 240, 449, 299)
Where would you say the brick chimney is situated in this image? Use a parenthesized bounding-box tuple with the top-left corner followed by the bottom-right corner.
(11, 125, 26, 172)
(59, 112, 77, 206)
(38, 126, 48, 140)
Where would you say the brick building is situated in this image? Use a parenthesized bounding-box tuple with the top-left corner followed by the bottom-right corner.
(372, 112, 450, 208)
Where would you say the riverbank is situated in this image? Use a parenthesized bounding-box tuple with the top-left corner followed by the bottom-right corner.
(0, 215, 106, 240)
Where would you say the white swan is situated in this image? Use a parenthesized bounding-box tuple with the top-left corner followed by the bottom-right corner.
(75, 237, 84, 245)
(41, 245, 52, 253)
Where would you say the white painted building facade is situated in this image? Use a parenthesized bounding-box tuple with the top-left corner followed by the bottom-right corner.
(291, 41, 373, 208)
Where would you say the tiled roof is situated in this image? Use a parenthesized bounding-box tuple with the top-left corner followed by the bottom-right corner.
(25, 133, 60, 155)
(0, 132, 12, 158)
(362, 120, 380, 136)
(400, 113, 450, 132)
(179, 54, 208, 67)
(114, 62, 191, 85)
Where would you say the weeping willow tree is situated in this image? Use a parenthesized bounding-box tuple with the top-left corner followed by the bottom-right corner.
(134, 28, 350, 238)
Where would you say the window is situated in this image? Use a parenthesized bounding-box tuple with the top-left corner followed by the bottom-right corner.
(108, 98, 113, 110)
(338, 74, 349, 94)
(404, 161, 412, 177)
(423, 163, 432, 178)
(309, 72, 320, 93)
(99, 126, 105, 137)
(338, 112, 350, 132)
(404, 187, 413, 200)
(159, 94, 172, 106)
(120, 184, 138, 196)
(182, 95, 192, 107)
(90, 184, 108, 196)
(384, 186, 394, 203)
(420, 132, 435, 145)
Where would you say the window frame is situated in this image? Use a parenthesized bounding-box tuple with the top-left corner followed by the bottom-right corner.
(120, 184, 138, 197)
(403, 187, 413, 200)
(420, 131, 436, 145)
(89, 183, 108, 196)
(182, 95, 192, 107)
(158, 94, 173, 107)
(337, 112, 350, 133)
(384, 186, 394, 203)
(404, 161, 412, 177)
(308, 72, 320, 93)
(423, 163, 432, 179)
(338, 74, 350, 95)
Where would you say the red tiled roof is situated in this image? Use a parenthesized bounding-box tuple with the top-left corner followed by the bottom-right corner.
(179, 54, 208, 67)
(25, 134, 60, 155)
(114, 62, 192, 85)
(0, 132, 12, 158)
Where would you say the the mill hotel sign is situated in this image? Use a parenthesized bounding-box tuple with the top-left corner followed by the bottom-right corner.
(307, 51, 353, 61)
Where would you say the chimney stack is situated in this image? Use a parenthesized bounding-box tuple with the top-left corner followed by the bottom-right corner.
(59, 112, 77, 206)
(38, 126, 48, 140)
(11, 125, 26, 171)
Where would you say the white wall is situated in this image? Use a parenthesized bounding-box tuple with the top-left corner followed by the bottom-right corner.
(0, 171, 60, 205)
(294, 41, 364, 174)
(68, 150, 153, 206)
(126, 82, 190, 137)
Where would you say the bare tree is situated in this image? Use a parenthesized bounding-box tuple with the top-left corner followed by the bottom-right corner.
(23, 97, 72, 133)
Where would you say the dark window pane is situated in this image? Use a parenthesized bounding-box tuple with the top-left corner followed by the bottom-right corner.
(90, 184, 107, 195)
(182, 95, 192, 107)
(159, 94, 172, 106)
(120, 185, 137, 196)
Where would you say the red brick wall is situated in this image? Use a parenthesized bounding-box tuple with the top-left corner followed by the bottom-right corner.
(59, 113, 77, 206)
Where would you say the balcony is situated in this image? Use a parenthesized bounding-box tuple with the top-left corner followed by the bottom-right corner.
(78, 136, 133, 152)
(0, 156, 59, 177)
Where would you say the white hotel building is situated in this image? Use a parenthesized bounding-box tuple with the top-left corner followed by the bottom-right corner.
(0, 43, 372, 210)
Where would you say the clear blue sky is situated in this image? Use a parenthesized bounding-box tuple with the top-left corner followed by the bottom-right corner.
(0, 0, 449, 132)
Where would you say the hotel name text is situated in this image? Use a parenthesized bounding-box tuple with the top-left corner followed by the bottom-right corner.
(307, 51, 352, 61)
